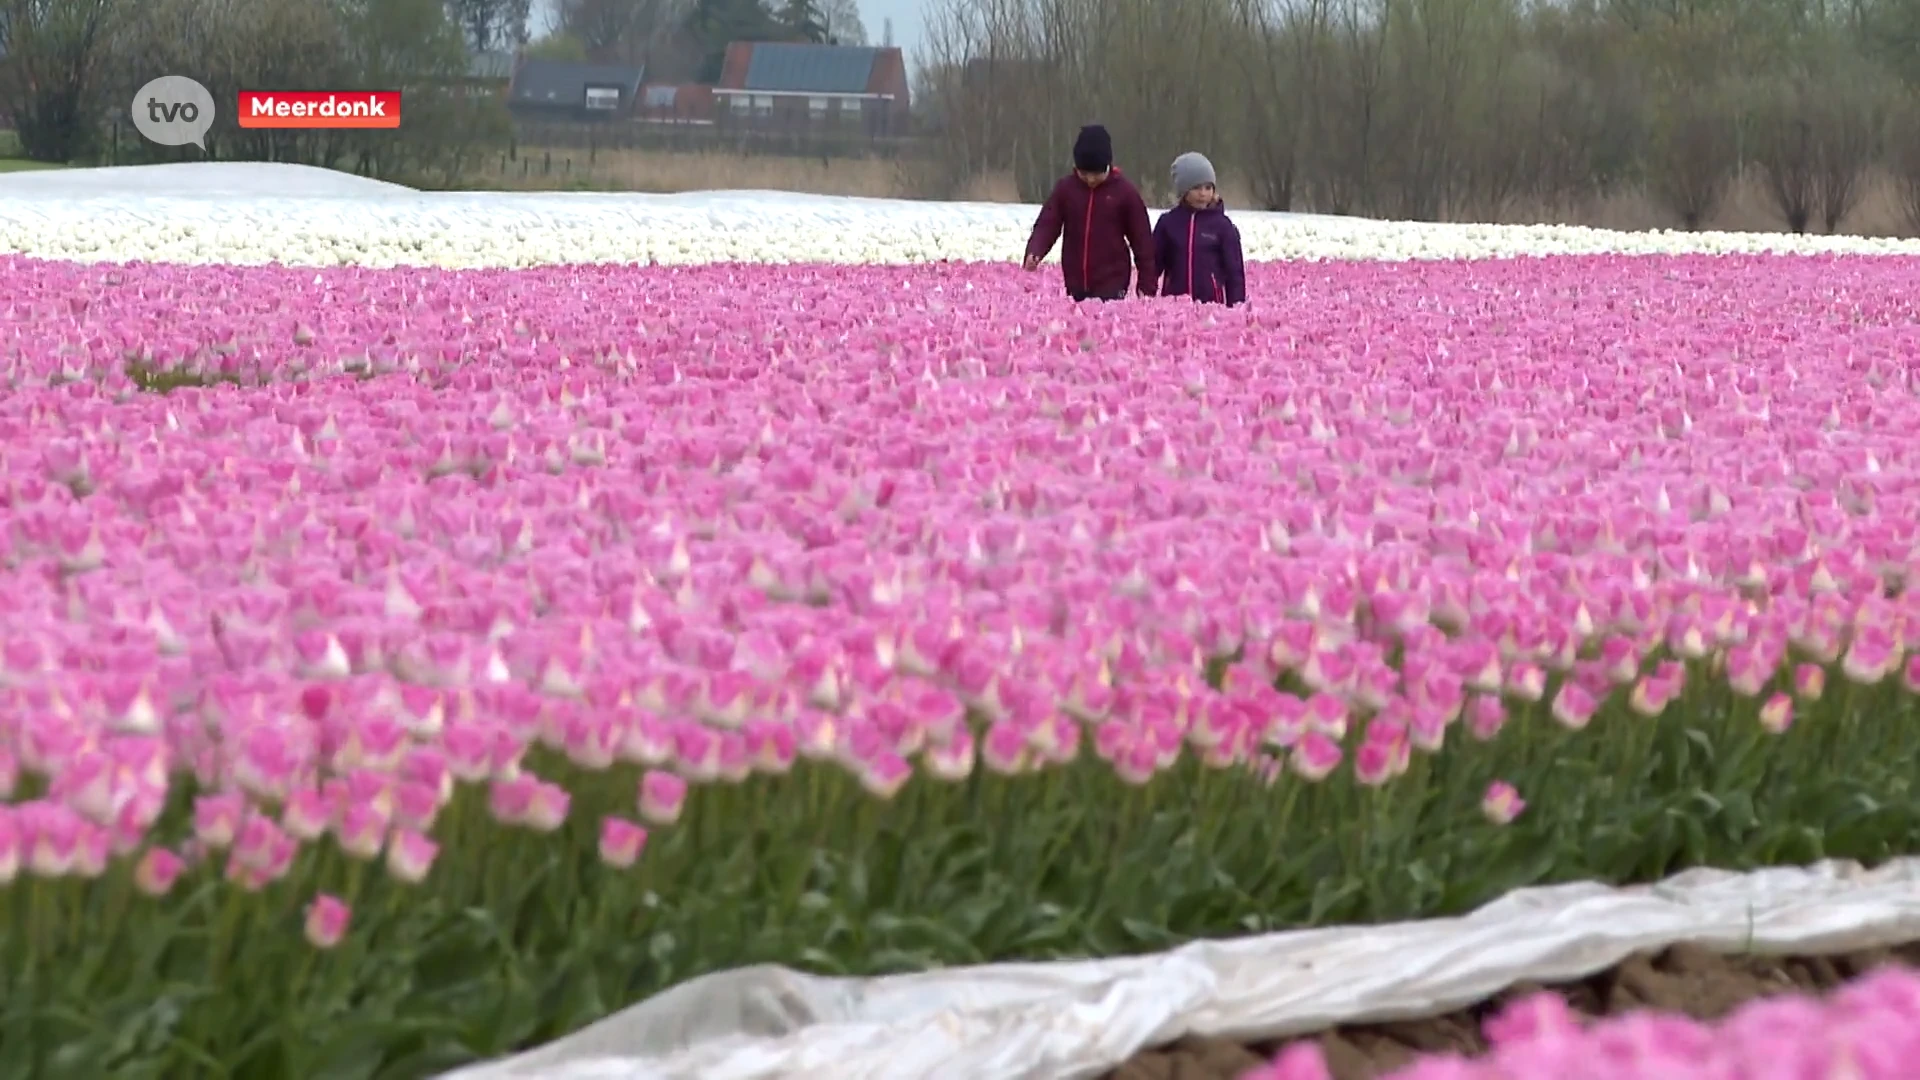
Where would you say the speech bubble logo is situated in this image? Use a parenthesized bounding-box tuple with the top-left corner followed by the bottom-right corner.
(131, 76, 216, 150)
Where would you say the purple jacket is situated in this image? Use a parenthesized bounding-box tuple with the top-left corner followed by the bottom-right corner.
(1153, 201, 1245, 306)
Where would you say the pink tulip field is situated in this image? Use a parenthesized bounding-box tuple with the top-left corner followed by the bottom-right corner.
(4, 248, 1920, 1075)
(1243, 964, 1920, 1080)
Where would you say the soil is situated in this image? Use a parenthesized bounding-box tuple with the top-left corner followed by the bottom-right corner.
(1101, 940, 1920, 1080)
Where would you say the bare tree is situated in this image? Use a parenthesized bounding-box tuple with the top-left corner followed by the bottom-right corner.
(557, 0, 689, 65)
(1229, 0, 1323, 211)
(1750, 80, 1820, 232)
(1891, 95, 1920, 235)
(819, 0, 866, 44)
(447, 0, 531, 52)
(1645, 83, 1740, 229)
(0, 0, 124, 162)
(1811, 72, 1885, 232)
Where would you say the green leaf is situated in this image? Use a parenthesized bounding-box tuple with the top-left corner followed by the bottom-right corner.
(376, 1039, 480, 1080)
(1120, 917, 1177, 948)
(845, 858, 870, 908)
(1307, 876, 1363, 924)
(796, 948, 850, 975)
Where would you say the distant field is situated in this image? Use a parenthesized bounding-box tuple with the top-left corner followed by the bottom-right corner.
(0, 130, 64, 172)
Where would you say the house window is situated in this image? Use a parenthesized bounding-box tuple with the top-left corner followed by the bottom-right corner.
(729, 93, 750, 114)
(840, 99, 864, 124)
(808, 96, 830, 120)
(752, 94, 773, 118)
(643, 85, 677, 109)
(583, 86, 620, 111)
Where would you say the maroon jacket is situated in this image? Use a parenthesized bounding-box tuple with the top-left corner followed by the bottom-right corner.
(1026, 169, 1157, 298)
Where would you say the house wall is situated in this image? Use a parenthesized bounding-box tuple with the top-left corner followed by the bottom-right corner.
(634, 84, 716, 125)
(509, 101, 632, 124)
(714, 94, 904, 137)
(867, 48, 912, 122)
(718, 43, 755, 92)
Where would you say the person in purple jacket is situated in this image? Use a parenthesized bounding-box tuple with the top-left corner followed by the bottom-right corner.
(1153, 152, 1246, 306)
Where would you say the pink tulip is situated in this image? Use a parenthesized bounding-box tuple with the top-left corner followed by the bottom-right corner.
(1793, 662, 1826, 702)
(0, 810, 18, 884)
(304, 893, 351, 949)
(1504, 662, 1546, 703)
(192, 792, 246, 849)
(487, 775, 537, 826)
(744, 720, 798, 775)
(1758, 692, 1794, 735)
(1842, 628, 1896, 686)
(1481, 780, 1526, 825)
(598, 816, 649, 869)
(1302, 692, 1348, 738)
(621, 714, 676, 767)
(336, 802, 389, 860)
(1550, 681, 1597, 730)
(1353, 741, 1398, 786)
(1628, 674, 1676, 718)
(384, 828, 439, 884)
(922, 730, 976, 782)
(134, 847, 185, 896)
(858, 751, 913, 800)
(525, 781, 571, 832)
(1242, 1042, 1333, 1080)
(392, 781, 442, 832)
(1465, 695, 1507, 742)
(980, 720, 1028, 775)
(441, 722, 495, 782)
(637, 769, 687, 826)
(1289, 732, 1342, 782)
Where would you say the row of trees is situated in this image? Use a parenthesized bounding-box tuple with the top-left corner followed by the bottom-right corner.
(0, 0, 516, 171)
(0, 0, 874, 172)
(918, 0, 1920, 233)
(534, 0, 870, 83)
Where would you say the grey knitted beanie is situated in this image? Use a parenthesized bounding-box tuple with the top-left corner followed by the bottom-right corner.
(1171, 152, 1216, 197)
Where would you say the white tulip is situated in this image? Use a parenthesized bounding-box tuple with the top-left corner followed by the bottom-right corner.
(6, 164, 1920, 268)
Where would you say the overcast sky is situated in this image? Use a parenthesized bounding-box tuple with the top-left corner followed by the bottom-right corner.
(530, 0, 932, 73)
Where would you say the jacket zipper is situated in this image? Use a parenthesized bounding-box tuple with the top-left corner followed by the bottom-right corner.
(1081, 192, 1095, 293)
(1186, 215, 1196, 301)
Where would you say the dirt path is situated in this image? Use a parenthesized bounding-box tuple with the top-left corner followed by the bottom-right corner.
(1103, 941, 1920, 1080)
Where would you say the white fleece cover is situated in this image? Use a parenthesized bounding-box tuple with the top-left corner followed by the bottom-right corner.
(440, 858, 1920, 1080)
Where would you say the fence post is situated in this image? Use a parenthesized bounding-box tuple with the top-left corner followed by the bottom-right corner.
(543, 150, 551, 175)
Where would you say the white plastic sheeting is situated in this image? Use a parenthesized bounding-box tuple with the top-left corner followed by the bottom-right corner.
(440, 857, 1920, 1080)
(0, 161, 415, 198)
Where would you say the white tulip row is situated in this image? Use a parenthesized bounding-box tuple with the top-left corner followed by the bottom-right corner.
(6, 163, 1920, 269)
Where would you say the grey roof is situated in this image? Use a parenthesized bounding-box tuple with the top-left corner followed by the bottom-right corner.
(742, 44, 877, 94)
(469, 51, 516, 81)
(510, 60, 645, 105)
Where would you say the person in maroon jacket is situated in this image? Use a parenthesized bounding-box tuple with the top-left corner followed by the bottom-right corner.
(1021, 125, 1157, 302)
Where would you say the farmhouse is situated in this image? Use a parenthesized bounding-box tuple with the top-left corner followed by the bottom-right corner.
(507, 60, 646, 121)
(711, 43, 910, 137)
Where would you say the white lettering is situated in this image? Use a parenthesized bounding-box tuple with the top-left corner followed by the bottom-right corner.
(242, 93, 394, 121)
